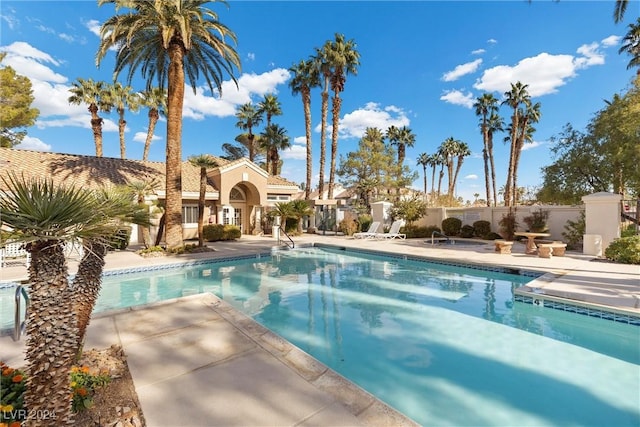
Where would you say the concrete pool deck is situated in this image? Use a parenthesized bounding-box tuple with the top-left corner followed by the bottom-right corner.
(1, 234, 639, 426)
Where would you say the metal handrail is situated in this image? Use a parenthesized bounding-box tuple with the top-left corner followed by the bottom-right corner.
(278, 226, 295, 249)
(14, 284, 29, 341)
(431, 231, 451, 245)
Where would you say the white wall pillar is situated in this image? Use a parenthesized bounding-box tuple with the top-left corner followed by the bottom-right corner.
(582, 192, 621, 256)
(371, 201, 392, 226)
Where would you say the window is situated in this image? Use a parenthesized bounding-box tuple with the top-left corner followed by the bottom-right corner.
(182, 205, 198, 224)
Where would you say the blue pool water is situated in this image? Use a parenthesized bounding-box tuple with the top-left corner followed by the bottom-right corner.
(2, 247, 639, 426)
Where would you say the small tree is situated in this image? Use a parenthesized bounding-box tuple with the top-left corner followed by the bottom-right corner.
(499, 209, 518, 241)
(388, 195, 427, 227)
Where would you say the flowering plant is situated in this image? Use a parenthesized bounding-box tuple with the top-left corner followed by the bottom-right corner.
(70, 366, 111, 412)
(1, 361, 26, 425)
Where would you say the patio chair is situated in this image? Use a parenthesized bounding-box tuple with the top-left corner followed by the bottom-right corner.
(353, 221, 381, 239)
(0, 241, 31, 268)
(375, 220, 406, 240)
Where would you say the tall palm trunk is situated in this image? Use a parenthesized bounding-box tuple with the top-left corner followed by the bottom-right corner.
(89, 104, 103, 157)
(505, 114, 519, 207)
(143, 108, 159, 161)
(24, 241, 77, 426)
(452, 157, 465, 200)
(165, 41, 185, 250)
(437, 166, 444, 201)
(488, 134, 498, 206)
(303, 87, 313, 200)
(328, 94, 341, 199)
(198, 168, 206, 247)
(72, 240, 108, 348)
(481, 122, 491, 206)
(422, 165, 428, 195)
(430, 165, 437, 202)
(118, 108, 127, 159)
(318, 89, 329, 199)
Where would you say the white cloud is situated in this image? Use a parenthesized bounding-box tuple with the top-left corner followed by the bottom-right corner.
(473, 40, 610, 97)
(1, 8, 19, 30)
(439, 89, 474, 108)
(181, 68, 291, 120)
(281, 143, 307, 160)
(442, 59, 483, 82)
(15, 136, 52, 151)
(464, 174, 478, 180)
(472, 49, 486, 55)
(487, 39, 497, 44)
(246, 52, 255, 61)
(521, 140, 543, 151)
(574, 42, 605, 68)
(601, 35, 620, 47)
(321, 102, 411, 139)
(133, 131, 162, 143)
(293, 136, 306, 144)
(85, 19, 101, 37)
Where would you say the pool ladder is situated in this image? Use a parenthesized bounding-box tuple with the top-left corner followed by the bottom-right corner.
(431, 231, 451, 245)
(13, 284, 29, 341)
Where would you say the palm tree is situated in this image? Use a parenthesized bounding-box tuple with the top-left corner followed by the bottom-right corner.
(234, 132, 264, 164)
(451, 140, 471, 200)
(313, 46, 332, 200)
(96, 0, 241, 251)
(613, 0, 630, 23)
(619, 18, 640, 72)
(512, 101, 541, 204)
(386, 125, 415, 166)
(289, 59, 320, 200)
(258, 94, 282, 127)
(139, 87, 167, 161)
(189, 154, 219, 247)
(502, 81, 531, 206)
(68, 78, 111, 157)
(107, 81, 140, 159)
(127, 178, 160, 248)
(289, 199, 314, 234)
(260, 124, 290, 175)
(474, 93, 500, 206)
(235, 103, 263, 162)
(0, 173, 145, 425)
(416, 152, 430, 197)
(426, 153, 439, 203)
(486, 111, 504, 206)
(325, 33, 360, 199)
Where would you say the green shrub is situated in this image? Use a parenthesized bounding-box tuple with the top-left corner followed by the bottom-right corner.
(339, 211, 359, 236)
(108, 226, 131, 250)
(441, 217, 462, 236)
(460, 224, 475, 238)
(562, 211, 585, 250)
(203, 224, 241, 241)
(621, 224, 638, 238)
(499, 210, 518, 240)
(357, 214, 373, 233)
(473, 220, 491, 238)
(403, 225, 442, 238)
(604, 235, 640, 264)
(223, 225, 241, 240)
(485, 232, 503, 240)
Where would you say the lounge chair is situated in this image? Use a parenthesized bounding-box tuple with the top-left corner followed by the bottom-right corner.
(353, 221, 381, 239)
(375, 220, 406, 240)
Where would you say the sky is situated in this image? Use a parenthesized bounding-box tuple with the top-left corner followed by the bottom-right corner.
(1, 0, 638, 204)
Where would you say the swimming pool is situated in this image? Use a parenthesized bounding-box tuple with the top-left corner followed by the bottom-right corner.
(2, 246, 639, 426)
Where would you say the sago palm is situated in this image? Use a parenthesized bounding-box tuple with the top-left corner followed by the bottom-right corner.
(0, 173, 140, 425)
(96, 0, 241, 250)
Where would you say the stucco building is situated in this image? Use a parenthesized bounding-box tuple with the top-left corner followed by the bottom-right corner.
(0, 147, 300, 240)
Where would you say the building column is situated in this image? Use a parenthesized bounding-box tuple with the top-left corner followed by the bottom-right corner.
(582, 192, 621, 256)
